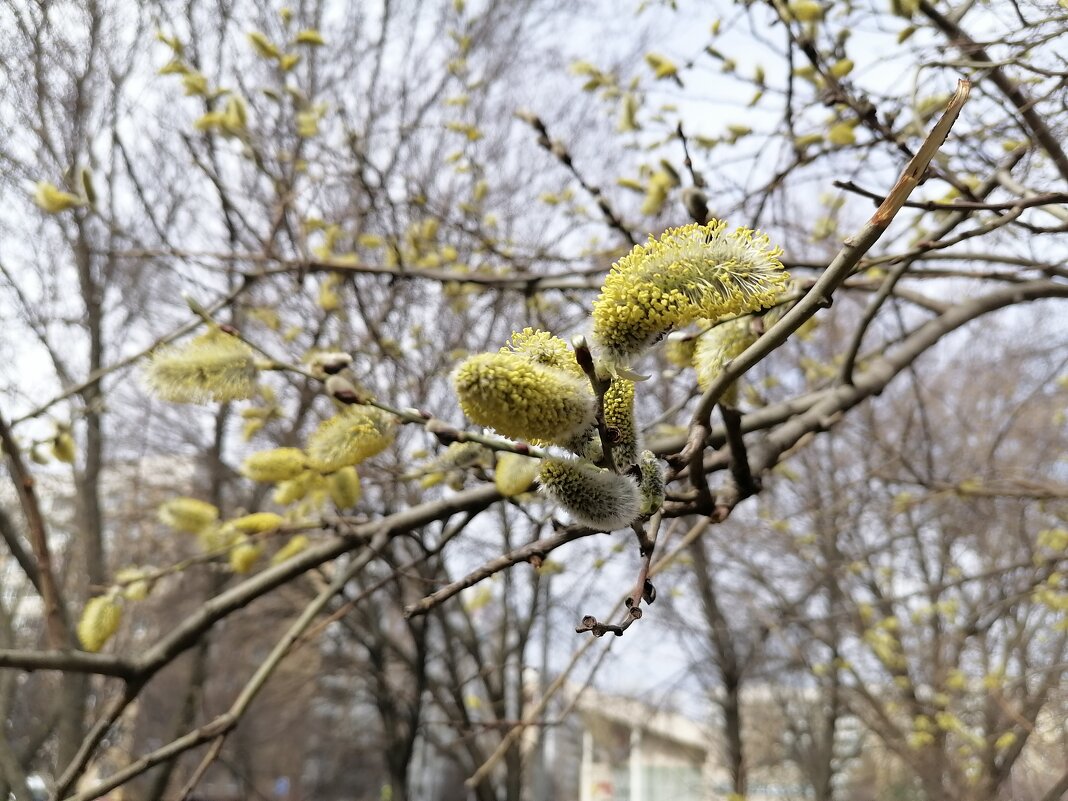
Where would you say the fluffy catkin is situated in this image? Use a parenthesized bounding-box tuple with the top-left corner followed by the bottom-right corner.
(452, 351, 595, 444)
(538, 457, 640, 531)
(592, 221, 786, 370)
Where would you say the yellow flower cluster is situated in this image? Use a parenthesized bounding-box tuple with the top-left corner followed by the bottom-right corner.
(145, 328, 258, 404)
(603, 379, 638, 467)
(694, 317, 759, 406)
(452, 351, 595, 443)
(538, 457, 640, 531)
(307, 405, 395, 471)
(500, 328, 583, 375)
(592, 221, 787, 368)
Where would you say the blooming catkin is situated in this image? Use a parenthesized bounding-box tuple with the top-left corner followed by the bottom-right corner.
(145, 328, 258, 403)
(500, 328, 583, 375)
(307, 405, 395, 471)
(694, 317, 758, 406)
(77, 595, 122, 652)
(538, 457, 640, 531)
(603, 379, 639, 468)
(240, 448, 307, 482)
(591, 221, 787, 369)
(452, 352, 596, 444)
(158, 497, 219, 533)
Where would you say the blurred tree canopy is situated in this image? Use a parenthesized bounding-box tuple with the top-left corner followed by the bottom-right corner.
(1, 1, 1067, 800)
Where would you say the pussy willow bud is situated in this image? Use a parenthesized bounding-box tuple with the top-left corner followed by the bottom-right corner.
(77, 595, 122, 652)
(33, 181, 84, 214)
(145, 328, 258, 403)
(307, 405, 395, 471)
(229, 536, 263, 574)
(230, 512, 284, 534)
(681, 187, 709, 223)
(603, 379, 639, 468)
(271, 534, 310, 564)
(452, 352, 595, 444)
(538, 457, 640, 531)
(591, 221, 787, 371)
(272, 471, 321, 506)
(158, 497, 219, 533)
(328, 466, 361, 508)
(694, 317, 758, 406)
(494, 452, 539, 496)
(325, 374, 365, 404)
(240, 447, 307, 482)
(638, 450, 666, 516)
(311, 351, 354, 375)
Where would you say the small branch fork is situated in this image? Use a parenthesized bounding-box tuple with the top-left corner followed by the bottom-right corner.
(575, 512, 663, 637)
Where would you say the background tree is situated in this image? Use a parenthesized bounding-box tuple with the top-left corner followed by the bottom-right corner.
(2, 1, 1067, 801)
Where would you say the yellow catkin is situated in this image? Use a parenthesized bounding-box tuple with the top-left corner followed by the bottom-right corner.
(145, 328, 258, 404)
(694, 317, 758, 406)
(306, 406, 395, 472)
(158, 497, 219, 533)
(603, 379, 639, 467)
(452, 351, 595, 443)
(77, 595, 122, 652)
(240, 448, 307, 482)
(591, 221, 787, 370)
(500, 328, 583, 375)
(230, 512, 284, 534)
(229, 537, 263, 573)
(494, 452, 539, 496)
(272, 534, 310, 564)
(328, 466, 362, 508)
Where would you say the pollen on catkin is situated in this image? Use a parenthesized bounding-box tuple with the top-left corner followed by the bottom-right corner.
(694, 316, 758, 406)
(538, 457, 640, 531)
(240, 447, 307, 482)
(158, 497, 219, 533)
(591, 221, 787, 369)
(306, 405, 395, 472)
(77, 595, 122, 652)
(603, 379, 639, 468)
(145, 328, 258, 403)
(500, 328, 583, 375)
(452, 351, 596, 444)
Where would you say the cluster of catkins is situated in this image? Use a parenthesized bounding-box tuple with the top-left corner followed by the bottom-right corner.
(453, 221, 788, 531)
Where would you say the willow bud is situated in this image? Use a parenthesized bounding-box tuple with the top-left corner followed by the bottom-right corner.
(77, 595, 122, 652)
